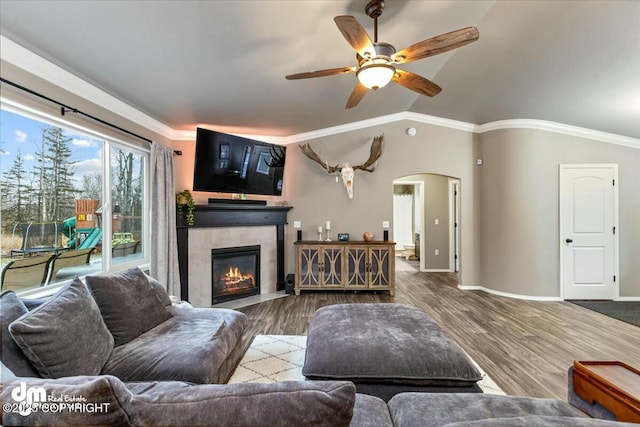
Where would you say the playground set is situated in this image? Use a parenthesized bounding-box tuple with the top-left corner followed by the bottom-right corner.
(2, 199, 140, 291)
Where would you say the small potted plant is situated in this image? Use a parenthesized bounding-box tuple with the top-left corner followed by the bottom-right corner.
(176, 189, 195, 226)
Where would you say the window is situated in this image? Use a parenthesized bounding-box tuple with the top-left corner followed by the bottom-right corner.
(110, 146, 146, 265)
(0, 106, 150, 294)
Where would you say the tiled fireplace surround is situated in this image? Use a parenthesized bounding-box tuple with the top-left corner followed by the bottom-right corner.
(190, 227, 273, 307)
(176, 203, 291, 308)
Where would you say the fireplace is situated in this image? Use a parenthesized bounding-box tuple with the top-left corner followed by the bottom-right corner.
(211, 245, 260, 304)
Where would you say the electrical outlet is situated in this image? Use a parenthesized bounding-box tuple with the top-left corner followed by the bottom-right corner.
(382, 220, 390, 229)
(434, 219, 439, 225)
(435, 249, 439, 255)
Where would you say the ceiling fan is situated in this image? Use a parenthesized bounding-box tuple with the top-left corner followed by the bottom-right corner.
(286, 0, 479, 109)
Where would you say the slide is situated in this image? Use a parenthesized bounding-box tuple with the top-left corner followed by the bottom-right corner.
(78, 228, 102, 250)
(62, 217, 77, 247)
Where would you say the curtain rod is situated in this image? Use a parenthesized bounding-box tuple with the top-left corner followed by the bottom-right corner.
(0, 77, 182, 155)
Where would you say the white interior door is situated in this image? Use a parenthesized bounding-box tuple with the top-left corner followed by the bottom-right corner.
(560, 164, 618, 300)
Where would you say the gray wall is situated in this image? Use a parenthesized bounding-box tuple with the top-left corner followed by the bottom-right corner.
(282, 121, 480, 286)
(424, 174, 450, 270)
(478, 128, 640, 297)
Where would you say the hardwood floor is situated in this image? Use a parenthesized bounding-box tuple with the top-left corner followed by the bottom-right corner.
(237, 258, 640, 400)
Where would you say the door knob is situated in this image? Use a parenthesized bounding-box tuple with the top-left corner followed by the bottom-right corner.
(565, 238, 573, 243)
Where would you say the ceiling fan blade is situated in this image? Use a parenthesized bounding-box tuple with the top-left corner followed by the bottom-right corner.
(286, 66, 356, 80)
(393, 69, 442, 97)
(392, 26, 479, 64)
(345, 82, 368, 109)
(334, 15, 376, 58)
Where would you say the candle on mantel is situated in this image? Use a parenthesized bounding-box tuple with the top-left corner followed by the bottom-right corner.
(318, 226, 323, 233)
(326, 221, 331, 230)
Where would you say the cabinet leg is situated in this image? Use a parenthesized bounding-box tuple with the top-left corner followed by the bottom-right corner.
(295, 289, 301, 296)
(389, 289, 395, 297)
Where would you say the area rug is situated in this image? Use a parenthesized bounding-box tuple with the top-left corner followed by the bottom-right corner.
(569, 300, 640, 328)
(228, 335, 505, 395)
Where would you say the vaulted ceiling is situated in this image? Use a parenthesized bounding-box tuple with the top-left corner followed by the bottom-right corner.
(1, 0, 639, 139)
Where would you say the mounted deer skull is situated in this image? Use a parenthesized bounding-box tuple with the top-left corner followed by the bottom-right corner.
(299, 135, 384, 199)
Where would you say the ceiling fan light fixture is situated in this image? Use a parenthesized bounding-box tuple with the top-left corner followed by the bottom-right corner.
(356, 60, 395, 90)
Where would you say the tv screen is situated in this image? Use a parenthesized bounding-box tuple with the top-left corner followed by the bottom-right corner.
(193, 128, 286, 196)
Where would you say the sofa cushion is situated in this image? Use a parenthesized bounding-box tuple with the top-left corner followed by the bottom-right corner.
(387, 393, 587, 427)
(0, 291, 40, 377)
(443, 415, 636, 426)
(102, 306, 247, 384)
(86, 267, 172, 346)
(8, 279, 114, 378)
(303, 304, 482, 386)
(1, 375, 132, 426)
(124, 380, 193, 395)
(128, 380, 356, 427)
(350, 393, 394, 427)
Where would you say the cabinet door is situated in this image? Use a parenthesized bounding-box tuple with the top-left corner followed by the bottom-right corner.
(322, 246, 344, 287)
(298, 246, 321, 287)
(345, 247, 367, 288)
(368, 247, 392, 289)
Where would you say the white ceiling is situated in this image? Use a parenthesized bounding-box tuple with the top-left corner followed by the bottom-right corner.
(1, 0, 639, 139)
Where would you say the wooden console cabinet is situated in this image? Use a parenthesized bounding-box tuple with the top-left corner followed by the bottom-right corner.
(294, 241, 395, 296)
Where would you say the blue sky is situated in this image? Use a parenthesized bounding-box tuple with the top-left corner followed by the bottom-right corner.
(0, 108, 103, 184)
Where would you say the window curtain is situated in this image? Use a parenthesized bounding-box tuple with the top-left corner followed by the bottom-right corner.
(150, 142, 181, 298)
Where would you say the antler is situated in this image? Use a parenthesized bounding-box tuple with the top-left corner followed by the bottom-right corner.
(353, 135, 384, 172)
(299, 144, 341, 173)
(266, 146, 286, 167)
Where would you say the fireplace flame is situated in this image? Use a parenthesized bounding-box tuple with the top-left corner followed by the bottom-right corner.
(223, 266, 254, 287)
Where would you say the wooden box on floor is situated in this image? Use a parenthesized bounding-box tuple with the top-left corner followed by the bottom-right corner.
(572, 360, 640, 423)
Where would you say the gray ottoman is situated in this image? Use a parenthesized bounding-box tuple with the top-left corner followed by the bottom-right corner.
(387, 393, 610, 427)
(302, 303, 483, 401)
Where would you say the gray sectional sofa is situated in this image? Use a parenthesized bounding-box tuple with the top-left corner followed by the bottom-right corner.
(2, 366, 632, 426)
(1, 269, 633, 426)
(1, 267, 247, 385)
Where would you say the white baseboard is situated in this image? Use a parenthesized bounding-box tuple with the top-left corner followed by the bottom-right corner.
(615, 296, 640, 301)
(458, 285, 563, 301)
(424, 269, 453, 273)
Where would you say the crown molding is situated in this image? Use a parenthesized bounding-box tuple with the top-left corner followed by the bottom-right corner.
(475, 119, 640, 149)
(278, 114, 639, 149)
(0, 35, 181, 141)
(3, 35, 638, 149)
(272, 111, 475, 145)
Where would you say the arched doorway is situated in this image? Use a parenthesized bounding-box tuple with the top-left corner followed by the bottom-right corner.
(393, 173, 460, 274)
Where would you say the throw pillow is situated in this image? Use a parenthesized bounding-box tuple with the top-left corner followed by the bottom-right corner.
(86, 267, 172, 346)
(8, 279, 114, 378)
(0, 291, 40, 377)
(128, 380, 356, 427)
(1, 375, 131, 426)
(144, 273, 172, 306)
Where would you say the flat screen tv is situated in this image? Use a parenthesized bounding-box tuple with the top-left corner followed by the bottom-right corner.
(193, 128, 286, 196)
